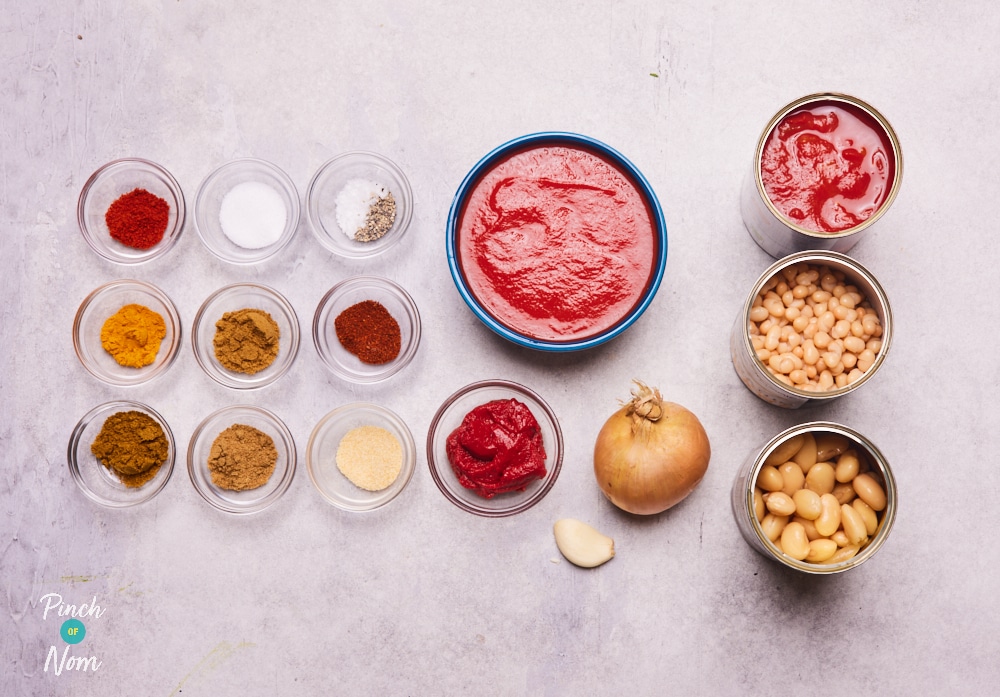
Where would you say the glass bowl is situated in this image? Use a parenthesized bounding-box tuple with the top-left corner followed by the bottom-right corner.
(68, 400, 175, 507)
(426, 379, 564, 517)
(73, 279, 182, 387)
(305, 151, 413, 259)
(306, 402, 416, 512)
(191, 283, 300, 389)
(187, 405, 296, 515)
(77, 158, 185, 264)
(193, 158, 301, 265)
(312, 275, 421, 384)
(446, 132, 668, 351)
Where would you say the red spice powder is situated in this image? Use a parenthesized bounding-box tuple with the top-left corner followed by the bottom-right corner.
(106, 188, 170, 250)
(334, 300, 401, 365)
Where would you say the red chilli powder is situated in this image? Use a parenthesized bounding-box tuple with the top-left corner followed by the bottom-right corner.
(334, 300, 401, 365)
(106, 188, 170, 249)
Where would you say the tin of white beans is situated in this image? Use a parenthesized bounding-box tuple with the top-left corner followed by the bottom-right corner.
(741, 93, 903, 259)
(731, 251, 892, 409)
(731, 422, 897, 575)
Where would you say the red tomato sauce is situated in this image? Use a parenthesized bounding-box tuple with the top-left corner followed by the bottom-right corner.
(760, 101, 896, 234)
(456, 144, 659, 342)
(445, 398, 546, 499)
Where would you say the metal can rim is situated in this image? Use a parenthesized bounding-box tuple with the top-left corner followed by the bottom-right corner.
(739, 250, 893, 402)
(752, 92, 904, 240)
(744, 421, 898, 574)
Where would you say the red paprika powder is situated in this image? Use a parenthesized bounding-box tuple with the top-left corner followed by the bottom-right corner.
(334, 300, 401, 364)
(106, 188, 170, 249)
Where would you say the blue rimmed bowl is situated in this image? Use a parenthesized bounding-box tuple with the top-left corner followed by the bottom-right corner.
(446, 132, 667, 352)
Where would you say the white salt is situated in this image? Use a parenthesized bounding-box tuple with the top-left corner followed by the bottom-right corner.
(335, 178, 390, 240)
(219, 181, 287, 249)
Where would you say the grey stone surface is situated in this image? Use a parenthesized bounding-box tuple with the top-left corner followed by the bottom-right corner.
(2, 2, 996, 695)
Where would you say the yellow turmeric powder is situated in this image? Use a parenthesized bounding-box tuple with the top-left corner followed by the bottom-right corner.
(100, 303, 166, 368)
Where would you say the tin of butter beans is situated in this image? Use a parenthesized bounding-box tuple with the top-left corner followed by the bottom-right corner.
(741, 93, 903, 259)
(731, 251, 892, 409)
(731, 422, 897, 575)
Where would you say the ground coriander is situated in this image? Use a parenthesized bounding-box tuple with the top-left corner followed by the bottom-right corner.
(207, 423, 278, 491)
(213, 308, 280, 374)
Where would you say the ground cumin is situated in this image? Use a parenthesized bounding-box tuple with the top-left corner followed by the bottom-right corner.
(213, 308, 280, 375)
(207, 424, 278, 491)
(100, 304, 166, 368)
(90, 410, 168, 488)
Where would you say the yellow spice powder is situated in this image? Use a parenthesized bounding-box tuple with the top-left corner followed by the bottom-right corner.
(335, 425, 402, 492)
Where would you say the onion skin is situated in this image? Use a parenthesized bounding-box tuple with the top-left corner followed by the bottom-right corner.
(594, 382, 711, 515)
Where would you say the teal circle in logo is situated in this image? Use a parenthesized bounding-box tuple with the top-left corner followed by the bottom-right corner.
(60, 619, 86, 645)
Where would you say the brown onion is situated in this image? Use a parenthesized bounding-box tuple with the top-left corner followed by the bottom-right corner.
(593, 380, 711, 515)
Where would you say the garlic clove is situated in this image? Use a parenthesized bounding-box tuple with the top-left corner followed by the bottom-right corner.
(553, 518, 615, 568)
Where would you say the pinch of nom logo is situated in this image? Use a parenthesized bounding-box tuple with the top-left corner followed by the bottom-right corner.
(39, 593, 106, 676)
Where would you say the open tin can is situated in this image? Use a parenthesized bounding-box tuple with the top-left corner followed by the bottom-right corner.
(731, 251, 892, 409)
(741, 93, 902, 259)
(731, 422, 897, 575)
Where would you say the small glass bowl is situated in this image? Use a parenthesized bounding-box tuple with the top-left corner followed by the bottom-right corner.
(193, 158, 301, 265)
(426, 380, 564, 517)
(306, 403, 416, 512)
(73, 279, 182, 387)
(305, 151, 413, 259)
(187, 405, 296, 515)
(312, 275, 421, 384)
(68, 400, 175, 507)
(77, 158, 186, 264)
(192, 283, 300, 389)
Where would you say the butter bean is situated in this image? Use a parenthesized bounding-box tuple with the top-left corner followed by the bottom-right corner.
(792, 515, 822, 540)
(760, 514, 789, 542)
(780, 522, 810, 560)
(847, 368, 864, 384)
(826, 544, 861, 564)
(764, 491, 796, 516)
(835, 450, 860, 483)
(841, 504, 868, 545)
(831, 481, 857, 505)
(756, 465, 783, 492)
(749, 306, 769, 323)
(792, 488, 822, 520)
(805, 462, 836, 495)
(805, 538, 839, 563)
(792, 432, 818, 472)
(853, 473, 887, 511)
(779, 462, 805, 495)
(843, 336, 866, 354)
(831, 530, 851, 547)
(815, 433, 850, 461)
(814, 493, 842, 536)
(852, 498, 879, 536)
(857, 349, 876, 372)
(764, 434, 805, 467)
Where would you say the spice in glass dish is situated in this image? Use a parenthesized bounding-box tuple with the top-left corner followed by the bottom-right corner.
(334, 178, 396, 242)
(335, 425, 403, 491)
(334, 300, 401, 364)
(219, 181, 287, 249)
(213, 308, 280, 374)
(207, 424, 277, 491)
(105, 188, 170, 249)
(90, 410, 169, 488)
(100, 303, 167, 368)
(445, 398, 547, 499)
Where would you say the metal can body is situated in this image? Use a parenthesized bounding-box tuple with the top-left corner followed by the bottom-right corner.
(741, 93, 903, 259)
(731, 251, 892, 409)
(731, 422, 897, 574)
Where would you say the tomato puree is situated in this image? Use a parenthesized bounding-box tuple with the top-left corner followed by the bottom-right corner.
(760, 102, 895, 234)
(457, 143, 658, 342)
(445, 398, 547, 499)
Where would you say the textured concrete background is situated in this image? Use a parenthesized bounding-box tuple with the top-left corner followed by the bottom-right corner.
(2, 1, 997, 695)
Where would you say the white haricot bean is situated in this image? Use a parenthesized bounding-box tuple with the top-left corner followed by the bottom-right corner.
(754, 432, 886, 566)
(748, 262, 885, 393)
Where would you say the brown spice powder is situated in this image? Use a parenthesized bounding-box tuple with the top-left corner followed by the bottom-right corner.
(207, 423, 278, 491)
(213, 308, 280, 375)
(90, 410, 168, 488)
